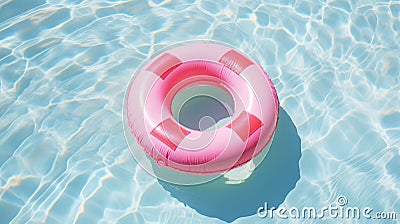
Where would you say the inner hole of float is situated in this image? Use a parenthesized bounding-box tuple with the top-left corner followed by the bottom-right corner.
(171, 84, 235, 131)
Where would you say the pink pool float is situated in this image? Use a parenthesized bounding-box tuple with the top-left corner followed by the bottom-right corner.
(125, 42, 279, 175)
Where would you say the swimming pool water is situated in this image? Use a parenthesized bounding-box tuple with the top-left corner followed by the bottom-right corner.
(1, 0, 399, 223)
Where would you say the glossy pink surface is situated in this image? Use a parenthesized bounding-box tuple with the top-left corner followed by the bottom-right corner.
(126, 43, 279, 174)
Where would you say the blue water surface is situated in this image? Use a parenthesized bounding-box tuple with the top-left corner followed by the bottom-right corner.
(1, 0, 399, 223)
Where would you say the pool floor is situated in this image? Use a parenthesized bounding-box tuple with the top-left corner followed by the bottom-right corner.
(0, 0, 399, 223)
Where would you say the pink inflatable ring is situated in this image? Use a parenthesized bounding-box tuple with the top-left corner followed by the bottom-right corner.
(126, 42, 279, 175)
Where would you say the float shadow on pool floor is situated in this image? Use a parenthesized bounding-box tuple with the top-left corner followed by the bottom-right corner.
(158, 107, 301, 222)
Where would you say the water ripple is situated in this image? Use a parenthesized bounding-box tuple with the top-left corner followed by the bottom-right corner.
(0, 0, 399, 223)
